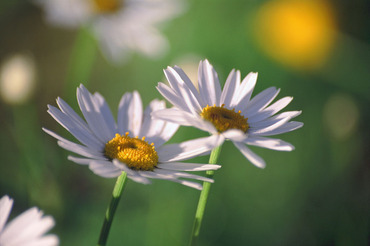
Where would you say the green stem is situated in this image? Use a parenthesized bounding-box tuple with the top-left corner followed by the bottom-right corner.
(189, 145, 222, 246)
(97, 172, 128, 246)
(64, 27, 97, 100)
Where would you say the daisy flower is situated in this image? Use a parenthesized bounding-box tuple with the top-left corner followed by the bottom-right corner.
(43, 85, 223, 190)
(35, 0, 184, 63)
(0, 195, 58, 246)
(153, 59, 303, 168)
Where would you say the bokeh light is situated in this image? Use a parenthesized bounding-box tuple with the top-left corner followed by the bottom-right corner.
(0, 53, 37, 105)
(323, 93, 360, 140)
(253, 0, 337, 70)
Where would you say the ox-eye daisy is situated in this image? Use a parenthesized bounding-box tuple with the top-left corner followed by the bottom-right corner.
(154, 60, 303, 244)
(153, 59, 303, 168)
(35, 0, 184, 63)
(43, 84, 222, 190)
(0, 195, 58, 246)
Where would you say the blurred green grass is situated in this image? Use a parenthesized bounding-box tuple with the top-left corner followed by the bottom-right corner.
(0, 0, 369, 245)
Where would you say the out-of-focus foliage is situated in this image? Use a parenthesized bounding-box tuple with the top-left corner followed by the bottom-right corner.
(0, 0, 369, 245)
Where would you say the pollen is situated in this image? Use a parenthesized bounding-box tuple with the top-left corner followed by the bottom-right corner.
(104, 133, 158, 171)
(93, 0, 121, 13)
(200, 104, 249, 133)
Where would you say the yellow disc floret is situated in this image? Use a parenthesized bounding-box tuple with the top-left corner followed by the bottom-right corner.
(104, 133, 158, 171)
(200, 104, 249, 133)
(93, 0, 121, 13)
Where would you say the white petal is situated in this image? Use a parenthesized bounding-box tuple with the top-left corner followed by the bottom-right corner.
(0, 195, 13, 233)
(89, 160, 122, 178)
(156, 82, 190, 112)
(21, 235, 59, 246)
(127, 174, 152, 185)
(43, 128, 104, 159)
(152, 108, 216, 133)
(184, 116, 217, 134)
(154, 169, 214, 183)
(138, 170, 175, 179)
(139, 99, 166, 138)
(233, 142, 266, 168)
(0, 208, 39, 243)
(243, 87, 280, 117)
(19, 216, 55, 244)
(158, 162, 221, 171)
(117, 91, 143, 136)
(56, 97, 89, 132)
(248, 96, 293, 123)
(220, 69, 240, 108)
(112, 160, 152, 184)
(232, 72, 258, 110)
(257, 121, 304, 136)
(222, 129, 247, 142)
(139, 99, 179, 146)
(151, 108, 194, 125)
(93, 92, 117, 137)
(148, 121, 179, 148)
(173, 65, 205, 107)
(248, 116, 292, 136)
(170, 179, 203, 190)
(0, 208, 54, 245)
(244, 136, 295, 151)
(157, 134, 225, 162)
(47, 105, 103, 151)
(76, 85, 115, 143)
(144, 170, 204, 190)
(164, 67, 202, 114)
(198, 60, 221, 106)
(249, 111, 302, 129)
(67, 156, 94, 165)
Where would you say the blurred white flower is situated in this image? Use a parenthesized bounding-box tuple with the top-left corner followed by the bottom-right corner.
(44, 85, 222, 190)
(0, 195, 58, 246)
(153, 59, 303, 168)
(35, 0, 185, 63)
(0, 54, 37, 105)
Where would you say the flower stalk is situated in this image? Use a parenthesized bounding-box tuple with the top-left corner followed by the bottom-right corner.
(97, 172, 128, 246)
(64, 28, 97, 100)
(189, 145, 222, 246)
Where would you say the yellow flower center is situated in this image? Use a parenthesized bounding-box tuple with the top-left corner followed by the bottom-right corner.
(200, 104, 249, 133)
(93, 0, 121, 13)
(104, 133, 158, 171)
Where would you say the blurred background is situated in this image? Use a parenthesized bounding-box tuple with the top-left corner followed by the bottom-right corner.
(0, 0, 369, 245)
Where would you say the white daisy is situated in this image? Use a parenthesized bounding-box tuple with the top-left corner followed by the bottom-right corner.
(35, 0, 184, 63)
(43, 85, 223, 190)
(153, 59, 304, 168)
(0, 195, 58, 246)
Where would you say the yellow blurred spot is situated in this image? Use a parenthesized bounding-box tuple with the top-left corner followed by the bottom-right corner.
(92, 0, 121, 13)
(0, 54, 37, 105)
(254, 0, 337, 70)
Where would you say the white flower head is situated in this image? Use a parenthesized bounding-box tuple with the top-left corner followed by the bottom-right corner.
(153, 59, 304, 168)
(35, 0, 184, 63)
(0, 195, 58, 246)
(44, 85, 222, 190)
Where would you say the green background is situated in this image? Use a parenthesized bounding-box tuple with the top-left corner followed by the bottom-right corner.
(0, 0, 369, 245)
